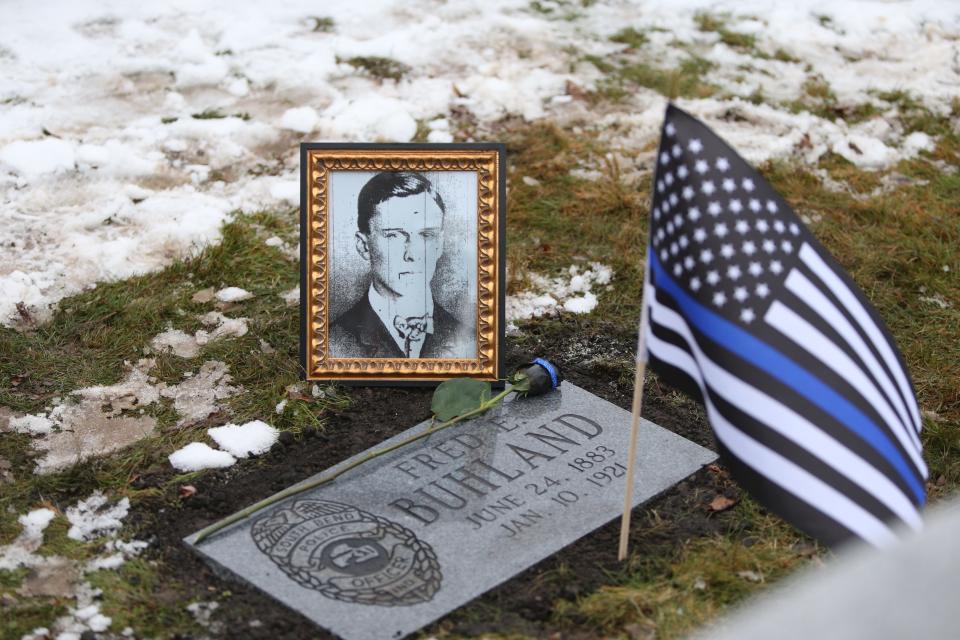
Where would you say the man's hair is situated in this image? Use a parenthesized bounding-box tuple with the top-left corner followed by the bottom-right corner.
(356, 172, 446, 234)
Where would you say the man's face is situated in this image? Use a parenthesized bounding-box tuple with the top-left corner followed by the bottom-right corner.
(356, 193, 443, 298)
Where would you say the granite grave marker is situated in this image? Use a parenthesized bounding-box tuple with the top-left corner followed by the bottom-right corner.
(186, 383, 716, 639)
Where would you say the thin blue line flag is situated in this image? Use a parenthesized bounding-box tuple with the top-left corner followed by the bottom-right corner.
(642, 104, 926, 547)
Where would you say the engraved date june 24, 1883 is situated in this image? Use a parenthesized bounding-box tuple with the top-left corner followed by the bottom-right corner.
(460, 444, 631, 538)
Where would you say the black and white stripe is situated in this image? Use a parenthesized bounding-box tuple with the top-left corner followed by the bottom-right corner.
(645, 280, 920, 547)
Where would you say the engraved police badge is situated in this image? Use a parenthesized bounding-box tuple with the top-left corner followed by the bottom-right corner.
(251, 499, 442, 606)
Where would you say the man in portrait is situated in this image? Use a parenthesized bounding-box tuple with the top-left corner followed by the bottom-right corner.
(329, 172, 474, 359)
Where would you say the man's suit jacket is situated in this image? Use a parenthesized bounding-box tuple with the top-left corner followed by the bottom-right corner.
(328, 295, 472, 358)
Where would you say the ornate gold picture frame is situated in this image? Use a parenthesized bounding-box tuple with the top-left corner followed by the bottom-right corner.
(300, 144, 505, 385)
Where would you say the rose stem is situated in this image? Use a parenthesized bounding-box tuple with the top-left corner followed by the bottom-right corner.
(193, 386, 515, 544)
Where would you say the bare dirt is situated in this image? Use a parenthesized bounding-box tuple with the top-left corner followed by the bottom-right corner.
(131, 318, 741, 639)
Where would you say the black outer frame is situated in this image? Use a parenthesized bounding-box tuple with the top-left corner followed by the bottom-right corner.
(298, 142, 507, 388)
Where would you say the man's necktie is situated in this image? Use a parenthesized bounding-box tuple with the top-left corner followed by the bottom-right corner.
(393, 314, 430, 357)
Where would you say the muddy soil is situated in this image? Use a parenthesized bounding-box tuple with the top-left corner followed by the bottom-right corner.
(133, 318, 741, 639)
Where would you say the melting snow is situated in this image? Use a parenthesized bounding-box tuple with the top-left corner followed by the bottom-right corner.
(161, 359, 241, 427)
(21, 360, 160, 474)
(9, 413, 55, 435)
(281, 285, 300, 307)
(169, 419, 279, 471)
(168, 442, 236, 472)
(0, 1, 954, 327)
(507, 263, 613, 330)
(0, 508, 56, 570)
(150, 312, 249, 358)
(150, 328, 202, 358)
(208, 420, 279, 458)
(215, 286, 253, 302)
(66, 492, 131, 541)
(11, 358, 240, 473)
(3, 496, 145, 638)
(195, 312, 249, 344)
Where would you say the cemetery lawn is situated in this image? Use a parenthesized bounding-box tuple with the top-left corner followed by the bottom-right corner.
(2, 110, 958, 640)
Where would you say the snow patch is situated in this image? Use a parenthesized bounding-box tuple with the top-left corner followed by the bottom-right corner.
(187, 601, 223, 633)
(282, 285, 300, 307)
(427, 117, 454, 143)
(919, 294, 951, 309)
(66, 492, 130, 541)
(0, 508, 56, 571)
(160, 360, 240, 427)
(86, 553, 126, 572)
(280, 107, 320, 133)
(73, 603, 112, 632)
(85, 539, 149, 573)
(318, 95, 418, 142)
(507, 263, 613, 330)
(903, 131, 935, 156)
(2, 496, 145, 638)
(215, 286, 253, 302)
(269, 179, 300, 205)
(169, 419, 279, 472)
(208, 420, 279, 458)
(15, 357, 239, 473)
(168, 442, 236, 472)
(0, 138, 76, 177)
(23, 360, 160, 474)
(20, 509, 57, 539)
(151, 328, 201, 358)
(563, 292, 599, 314)
(195, 311, 249, 344)
(47, 582, 114, 639)
(2, 1, 953, 330)
(150, 312, 249, 358)
(10, 413, 55, 435)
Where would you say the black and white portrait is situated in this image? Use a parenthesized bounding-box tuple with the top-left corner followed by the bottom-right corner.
(327, 170, 478, 359)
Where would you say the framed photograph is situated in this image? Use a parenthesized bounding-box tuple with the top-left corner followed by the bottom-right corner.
(299, 143, 505, 385)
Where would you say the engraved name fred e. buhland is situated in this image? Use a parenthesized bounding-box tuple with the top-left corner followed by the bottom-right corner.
(385, 412, 622, 538)
(251, 499, 442, 607)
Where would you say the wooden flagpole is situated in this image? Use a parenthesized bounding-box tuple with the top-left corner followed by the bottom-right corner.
(618, 275, 650, 561)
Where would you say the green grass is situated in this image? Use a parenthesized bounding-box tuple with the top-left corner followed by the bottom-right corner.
(586, 53, 717, 101)
(505, 122, 646, 315)
(187, 110, 252, 122)
(773, 48, 800, 63)
(2, 599, 68, 639)
(309, 16, 335, 33)
(88, 558, 198, 636)
(610, 27, 649, 49)
(0, 209, 349, 635)
(191, 109, 228, 120)
(528, 0, 590, 21)
(566, 510, 810, 638)
(694, 12, 757, 51)
(339, 56, 411, 81)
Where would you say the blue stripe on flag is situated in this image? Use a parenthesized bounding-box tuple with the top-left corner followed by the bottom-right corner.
(649, 253, 925, 504)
